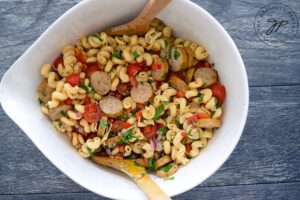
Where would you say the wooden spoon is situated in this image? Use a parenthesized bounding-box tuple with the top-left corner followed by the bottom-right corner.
(92, 156, 171, 200)
(105, 0, 171, 36)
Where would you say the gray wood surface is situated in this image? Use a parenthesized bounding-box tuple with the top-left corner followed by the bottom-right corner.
(0, 0, 300, 199)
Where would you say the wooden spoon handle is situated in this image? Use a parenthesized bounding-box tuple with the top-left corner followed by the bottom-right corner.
(135, 174, 171, 200)
(137, 0, 171, 23)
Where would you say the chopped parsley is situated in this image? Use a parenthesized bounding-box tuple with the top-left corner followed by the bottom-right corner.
(198, 94, 204, 104)
(175, 119, 180, 128)
(164, 176, 175, 181)
(147, 158, 155, 173)
(162, 72, 168, 79)
(153, 102, 168, 121)
(99, 119, 107, 128)
(174, 49, 180, 60)
(168, 47, 172, 59)
(59, 110, 67, 116)
(134, 161, 145, 167)
(93, 33, 103, 42)
(80, 82, 95, 94)
(187, 130, 192, 136)
(86, 147, 95, 157)
(38, 98, 44, 105)
(157, 127, 167, 136)
(119, 115, 129, 121)
(80, 83, 89, 92)
(162, 163, 173, 172)
(112, 50, 122, 59)
(132, 51, 140, 58)
(108, 131, 116, 137)
(215, 97, 220, 109)
(120, 127, 134, 144)
(124, 154, 136, 159)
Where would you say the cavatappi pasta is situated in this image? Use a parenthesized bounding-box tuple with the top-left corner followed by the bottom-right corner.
(37, 18, 226, 178)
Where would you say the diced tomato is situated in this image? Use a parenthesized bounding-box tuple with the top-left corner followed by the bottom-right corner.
(82, 97, 91, 105)
(53, 56, 63, 72)
(129, 75, 138, 87)
(111, 120, 131, 133)
(118, 144, 126, 153)
(127, 64, 143, 77)
(176, 90, 185, 98)
(187, 115, 198, 124)
(211, 84, 226, 104)
(64, 98, 72, 105)
(142, 125, 158, 139)
(83, 103, 103, 124)
(151, 63, 162, 70)
(84, 63, 100, 77)
(187, 97, 193, 103)
(136, 112, 143, 120)
(195, 60, 211, 68)
(123, 122, 132, 129)
(136, 103, 145, 110)
(195, 113, 209, 119)
(156, 81, 162, 90)
(181, 131, 187, 138)
(186, 144, 192, 153)
(66, 74, 80, 87)
(152, 51, 160, 55)
(75, 48, 87, 63)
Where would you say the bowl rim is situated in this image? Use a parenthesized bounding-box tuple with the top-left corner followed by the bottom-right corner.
(0, 0, 249, 199)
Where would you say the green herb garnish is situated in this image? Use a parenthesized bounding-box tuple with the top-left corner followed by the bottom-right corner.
(153, 103, 167, 121)
(164, 176, 175, 181)
(119, 115, 129, 121)
(174, 49, 180, 60)
(162, 163, 173, 172)
(80, 83, 89, 92)
(198, 94, 204, 104)
(147, 158, 155, 173)
(124, 154, 136, 159)
(157, 127, 167, 136)
(168, 47, 172, 59)
(93, 33, 103, 42)
(99, 119, 107, 128)
(86, 147, 95, 157)
(108, 131, 116, 137)
(112, 50, 122, 59)
(162, 72, 168, 79)
(120, 127, 134, 144)
(175, 119, 180, 127)
(38, 98, 44, 105)
(215, 97, 220, 109)
(132, 51, 140, 58)
(59, 110, 67, 116)
(134, 161, 145, 167)
(187, 130, 192, 136)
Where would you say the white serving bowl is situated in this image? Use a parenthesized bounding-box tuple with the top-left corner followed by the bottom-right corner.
(0, 0, 249, 199)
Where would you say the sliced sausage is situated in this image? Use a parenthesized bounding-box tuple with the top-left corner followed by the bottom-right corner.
(194, 68, 217, 87)
(185, 67, 195, 83)
(155, 155, 172, 170)
(37, 79, 54, 103)
(100, 96, 123, 118)
(117, 82, 132, 96)
(130, 82, 153, 104)
(168, 73, 188, 93)
(48, 104, 72, 121)
(156, 162, 179, 178)
(197, 118, 221, 128)
(152, 56, 169, 81)
(90, 71, 111, 95)
(168, 47, 188, 72)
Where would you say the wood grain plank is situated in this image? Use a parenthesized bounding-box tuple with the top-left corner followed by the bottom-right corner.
(0, 0, 300, 87)
(0, 86, 299, 194)
(0, 182, 299, 200)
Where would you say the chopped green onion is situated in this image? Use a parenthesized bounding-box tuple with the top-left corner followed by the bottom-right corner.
(174, 50, 180, 60)
(99, 119, 107, 128)
(132, 51, 140, 58)
(147, 158, 155, 172)
(112, 50, 122, 59)
(157, 127, 167, 136)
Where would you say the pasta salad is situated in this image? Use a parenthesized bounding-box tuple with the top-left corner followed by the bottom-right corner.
(37, 19, 226, 178)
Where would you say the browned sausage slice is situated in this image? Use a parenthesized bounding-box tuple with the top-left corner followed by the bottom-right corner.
(156, 162, 179, 178)
(168, 47, 188, 72)
(155, 155, 172, 170)
(37, 79, 54, 103)
(168, 74, 188, 92)
(49, 104, 72, 121)
(152, 56, 169, 81)
(194, 68, 217, 87)
(99, 96, 123, 118)
(90, 71, 111, 95)
(130, 82, 153, 104)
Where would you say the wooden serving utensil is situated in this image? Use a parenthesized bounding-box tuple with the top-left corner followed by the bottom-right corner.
(92, 156, 171, 200)
(105, 0, 171, 36)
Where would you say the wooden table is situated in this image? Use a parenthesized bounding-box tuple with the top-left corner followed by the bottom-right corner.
(0, 0, 299, 199)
